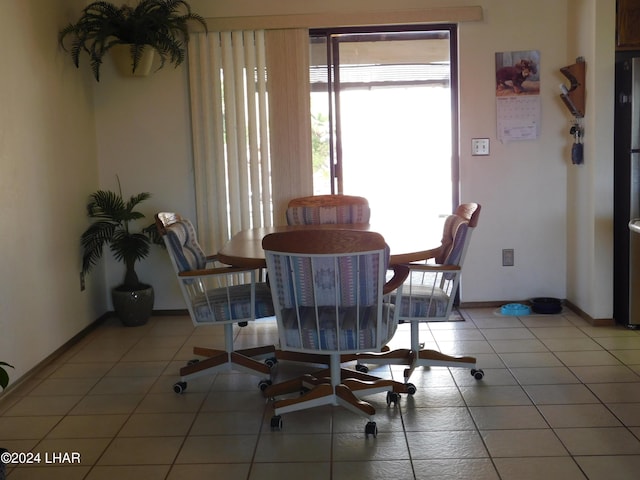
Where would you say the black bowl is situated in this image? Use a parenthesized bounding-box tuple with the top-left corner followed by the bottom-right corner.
(530, 297, 562, 314)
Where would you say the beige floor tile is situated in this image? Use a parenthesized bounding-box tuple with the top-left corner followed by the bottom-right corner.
(554, 427, 640, 455)
(412, 459, 499, 480)
(523, 384, 600, 405)
(451, 367, 516, 387)
(553, 350, 622, 366)
(333, 432, 411, 461)
(31, 437, 111, 466)
(405, 430, 488, 459)
(251, 462, 332, 480)
(167, 464, 250, 480)
(588, 382, 640, 403)
(539, 337, 604, 351)
(4, 395, 82, 416)
(607, 402, 640, 425)
(89, 376, 156, 395)
(574, 455, 640, 480)
(134, 392, 206, 413)
(529, 326, 589, 339)
(403, 386, 465, 407)
(48, 362, 114, 379)
(98, 436, 184, 465)
(106, 361, 169, 377)
(458, 385, 531, 406)
(69, 393, 144, 415)
(28, 378, 99, 396)
(188, 410, 262, 435)
(494, 457, 586, 480)
(432, 340, 494, 355)
(6, 466, 91, 479)
(498, 352, 563, 368)
(480, 328, 534, 340)
(481, 429, 568, 457)
(199, 389, 269, 412)
(469, 317, 525, 329)
(509, 366, 580, 385)
(612, 349, 640, 364)
(538, 404, 622, 428)
(570, 364, 640, 383)
(175, 434, 259, 463)
(403, 407, 476, 431)
(592, 336, 640, 350)
(489, 339, 550, 353)
(47, 414, 129, 438)
(85, 465, 171, 480)
(520, 316, 574, 328)
(333, 460, 415, 480)
(0, 415, 61, 440)
(469, 405, 547, 430)
(118, 412, 196, 437)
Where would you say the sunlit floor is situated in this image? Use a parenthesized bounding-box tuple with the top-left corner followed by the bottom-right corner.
(2, 307, 640, 479)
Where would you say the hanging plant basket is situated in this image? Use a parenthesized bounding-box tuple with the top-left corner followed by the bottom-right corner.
(110, 44, 156, 77)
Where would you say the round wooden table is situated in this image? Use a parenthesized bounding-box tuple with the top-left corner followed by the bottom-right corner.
(217, 223, 440, 268)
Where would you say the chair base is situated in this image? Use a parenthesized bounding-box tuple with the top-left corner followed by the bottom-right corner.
(173, 323, 277, 393)
(356, 347, 480, 382)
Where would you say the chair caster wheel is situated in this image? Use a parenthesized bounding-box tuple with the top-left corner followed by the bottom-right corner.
(365, 421, 378, 438)
(386, 391, 400, 406)
(355, 363, 369, 373)
(186, 359, 200, 366)
(270, 415, 283, 430)
(173, 381, 187, 394)
(258, 379, 272, 391)
(265, 357, 278, 369)
(405, 383, 417, 395)
(471, 369, 485, 380)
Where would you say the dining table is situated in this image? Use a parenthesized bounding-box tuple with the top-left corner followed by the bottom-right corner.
(217, 223, 440, 268)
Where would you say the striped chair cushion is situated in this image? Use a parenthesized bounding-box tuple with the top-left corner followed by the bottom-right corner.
(165, 219, 207, 272)
(191, 283, 275, 324)
(280, 304, 396, 351)
(286, 204, 371, 225)
(396, 286, 450, 318)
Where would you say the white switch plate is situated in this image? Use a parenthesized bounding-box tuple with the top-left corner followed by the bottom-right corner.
(472, 138, 490, 156)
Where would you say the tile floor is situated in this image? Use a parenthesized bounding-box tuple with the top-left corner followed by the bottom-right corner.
(2, 307, 640, 479)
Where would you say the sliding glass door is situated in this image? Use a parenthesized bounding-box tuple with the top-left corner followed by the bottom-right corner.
(310, 26, 458, 225)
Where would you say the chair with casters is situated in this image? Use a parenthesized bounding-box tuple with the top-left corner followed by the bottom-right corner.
(262, 229, 410, 437)
(357, 203, 484, 387)
(155, 212, 276, 394)
(285, 194, 371, 225)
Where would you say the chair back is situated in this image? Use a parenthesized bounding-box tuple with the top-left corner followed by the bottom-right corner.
(399, 203, 481, 321)
(263, 229, 397, 354)
(155, 212, 274, 325)
(286, 194, 371, 225)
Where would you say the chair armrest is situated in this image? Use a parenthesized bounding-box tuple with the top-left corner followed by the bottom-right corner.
(383, 264, 410, 295)
(178, 266, 261, 278)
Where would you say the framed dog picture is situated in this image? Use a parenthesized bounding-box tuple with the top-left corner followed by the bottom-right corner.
(495, 49, 541, 142)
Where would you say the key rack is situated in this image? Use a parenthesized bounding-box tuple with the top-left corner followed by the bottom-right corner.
(560, 58, 586, 118)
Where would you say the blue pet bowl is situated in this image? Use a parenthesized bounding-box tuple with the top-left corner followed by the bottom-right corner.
(500, 303, 531, 316)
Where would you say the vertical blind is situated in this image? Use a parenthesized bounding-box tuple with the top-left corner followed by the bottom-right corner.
(187, 30, 272, 253)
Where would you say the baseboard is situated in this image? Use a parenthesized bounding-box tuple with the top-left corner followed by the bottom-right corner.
(460, 299, 615, 327)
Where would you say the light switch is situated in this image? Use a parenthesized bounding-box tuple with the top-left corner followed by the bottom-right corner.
(472, 138, 490, 156)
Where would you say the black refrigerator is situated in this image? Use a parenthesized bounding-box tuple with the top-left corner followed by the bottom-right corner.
(614, 52, 640, 328)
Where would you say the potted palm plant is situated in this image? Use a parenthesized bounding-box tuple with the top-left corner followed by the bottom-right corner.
(0, 362, 13, 392)
(81, 180, 158, 326)
(58, 0, 207, 81)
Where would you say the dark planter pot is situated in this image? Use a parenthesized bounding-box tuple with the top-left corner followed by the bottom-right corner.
(112, 284, 154, 327)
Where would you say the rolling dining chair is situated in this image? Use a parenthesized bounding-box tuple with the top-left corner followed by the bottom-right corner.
(155, 212, 276, 393)
(285, 194, 371, 225)
(262, 229, 409, 436)
(357, 203, 484, 387)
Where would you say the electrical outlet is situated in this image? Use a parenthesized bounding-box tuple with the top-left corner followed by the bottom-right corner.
(472, 138, 490, 156)
(502, 249, 514, 267)
(80, 272, 86, 291)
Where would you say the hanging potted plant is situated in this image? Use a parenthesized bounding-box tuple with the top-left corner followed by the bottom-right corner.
(0, 362, 13, 478)
(81, 180, 159, 326)
(58, 0, 207, 81)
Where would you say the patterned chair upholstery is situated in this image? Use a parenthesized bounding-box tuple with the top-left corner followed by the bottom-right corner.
(285, 194, 370, 225)
(156, 212, 276, 394)
(262, 229, 409, 436)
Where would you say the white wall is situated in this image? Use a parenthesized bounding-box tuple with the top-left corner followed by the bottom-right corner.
(0, 0, 102, 384)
